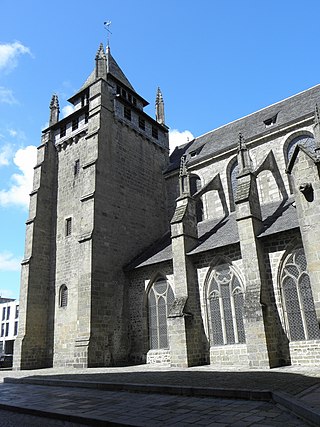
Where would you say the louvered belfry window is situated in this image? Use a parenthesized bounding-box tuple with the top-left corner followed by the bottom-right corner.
(280, 248, 320, 341)
(148, 278, 174, 349)
(207, 264, 246, 346)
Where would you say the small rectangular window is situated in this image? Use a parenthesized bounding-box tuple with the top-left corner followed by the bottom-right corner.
(14, 321, 18, 336)
(72, 117, 79, 131)
(5, 323, 9, 337)
(2, 308, 5, 321)
(85, 112, 89, 124)
(65, 218, 72, 236)
(1, 324, 4, 337)
(139, 117, 145, 130)
(60, 125, 66, 138)
(15, 305, 19, 319)
(152, 126, 158, 139)
(121, 88, 127, 98)
(6, 306, 10, 320)
(124, 107, 131, 121)
(74, 159, 80, 176)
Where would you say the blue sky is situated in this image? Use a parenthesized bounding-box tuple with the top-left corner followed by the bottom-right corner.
(1, 0, 320, 299)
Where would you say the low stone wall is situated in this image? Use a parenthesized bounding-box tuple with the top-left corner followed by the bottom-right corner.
(146, 349, 171, 365)
(289, 340, 320, 365)
(210, 344, 248, 366)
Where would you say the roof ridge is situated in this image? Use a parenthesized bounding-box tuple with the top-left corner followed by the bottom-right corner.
(194, 84, 320, 142)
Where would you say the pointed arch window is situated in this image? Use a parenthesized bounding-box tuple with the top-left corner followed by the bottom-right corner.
(207, 264, 245, 346)
(280, 248, 320, 341)
(148, 278, 174, 349)
(59, 285, 68, 308)
(286, 135, 316, 161)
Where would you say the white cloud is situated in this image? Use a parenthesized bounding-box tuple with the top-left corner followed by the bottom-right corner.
(0, 145, 37, 209)
(0, 87, 17, 104)
(0, 251, 20, 272)
(62, 105, 74, 117)
(0, 145, 12, 167)
(0, 41, 31, 73)
(169, 129, 194, 153)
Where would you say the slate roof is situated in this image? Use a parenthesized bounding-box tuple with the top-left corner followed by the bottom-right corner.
(128, 198, 299, 269)
(68, 46, 141, 103)
(167, 84, 320, 173)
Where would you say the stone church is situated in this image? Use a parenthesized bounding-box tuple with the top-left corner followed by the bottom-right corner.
(13, 42, 320, 370)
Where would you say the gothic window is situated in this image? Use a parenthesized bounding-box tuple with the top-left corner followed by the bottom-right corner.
(280, 248, 320, 341)
(286, 135, 316, 161)
(190, 174, 204, 222)
(207, 264, 246, 346)
(148, 278, 174, 350)
(59, 285, 68, 308)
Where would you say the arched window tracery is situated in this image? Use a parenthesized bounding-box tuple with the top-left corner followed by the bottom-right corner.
(207, 263, 245, 346)
(148, 278, 174, 349)
(280, 248, 320, 341)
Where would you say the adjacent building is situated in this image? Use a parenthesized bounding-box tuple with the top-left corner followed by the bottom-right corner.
(0, 298, 19, 355)
(14, 42, 320, 370)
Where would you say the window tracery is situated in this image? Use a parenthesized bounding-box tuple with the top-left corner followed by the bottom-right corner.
(207, 264, 245, 346)
(148, 278, 174, 349)
(280, 248, 320, 341)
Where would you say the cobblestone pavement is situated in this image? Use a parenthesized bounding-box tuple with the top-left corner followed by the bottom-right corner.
(0, 364, 319, 426)
(0, 382, 310, 426)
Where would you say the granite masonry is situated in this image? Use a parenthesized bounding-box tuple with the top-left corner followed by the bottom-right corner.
(14, 42, 320, 370)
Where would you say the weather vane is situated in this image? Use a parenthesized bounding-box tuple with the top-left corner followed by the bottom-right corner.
(104, 21, 112, 47)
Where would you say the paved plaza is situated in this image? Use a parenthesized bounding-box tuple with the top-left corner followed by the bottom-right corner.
(0, 364, 319, 426)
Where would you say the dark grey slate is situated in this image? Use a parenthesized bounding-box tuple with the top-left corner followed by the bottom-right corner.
(167, 85, 320, 173)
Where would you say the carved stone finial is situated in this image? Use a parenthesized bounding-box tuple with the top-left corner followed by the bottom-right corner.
(155, 87, 165, 125)
(179, 155, 190, 196)
(95, 43, 106, 60)
(314, 104, 320, 157)
(95, 43, 107, 80)
(315, 104, 320, 125)
(237, 132, 253, 176)
(49, 94, 59, 126)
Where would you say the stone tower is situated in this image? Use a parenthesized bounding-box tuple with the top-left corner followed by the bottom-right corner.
(14, 43, 170, 369)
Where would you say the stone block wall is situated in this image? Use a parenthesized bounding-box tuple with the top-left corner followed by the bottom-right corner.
(210, 344, 248, 366)
(289, 340, 320, 365)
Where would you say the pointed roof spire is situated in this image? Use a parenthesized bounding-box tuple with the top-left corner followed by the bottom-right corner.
(237, 132, 253, 176)
(155, 87, 165, 125)
(49, 94, 59, 126)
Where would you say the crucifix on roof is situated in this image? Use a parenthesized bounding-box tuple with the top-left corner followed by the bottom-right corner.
(104, 21, 112, 47)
